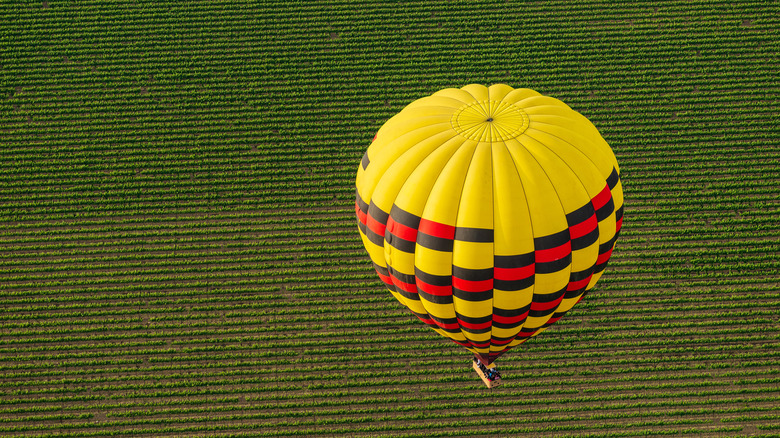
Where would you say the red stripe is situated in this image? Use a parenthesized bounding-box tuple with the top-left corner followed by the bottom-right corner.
(365, 214, 386, 237)
(494, 264, 534, 281)
(355, 202, 368, 225)
(469, 340, 491, 348)
(536, 241, 571, 263)
(493, 311, 529, 325)
(416, 279, 452, 296)
(453, 339, 474, 348)
(375, 268, 393, 286)
(437, 321, 461, 330)
(387, 216, 418, 242)
(458, 318, 492, 330)
(491, 337, 515, 346)
(452, 277, 493, 292)
(391, 274, 418, 294)
(418, 218, 455, 240)
(567, 275, 591, 291)
(517, 330, 536, 338)
(592, 185, 612, 209)
(372, 134, 377, 142)
(616, 216, 623, 233)
(545, 315, 562, 325)
(414, 314, 436, 326)
(530, 295, 564, 312)
(596, 247, 614, 265)
(569, 215, 597, 240)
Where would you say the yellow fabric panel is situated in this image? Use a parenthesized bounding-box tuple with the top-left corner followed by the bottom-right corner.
(384, 247, 415, 281)
(419, 141, 477, 226)
(487, 83, 515, 102)
(491, 142, 535, 255)
(414, 246, 453, 277)
(452, 240, 493, 271)
(359, 229, 386, 268)
(432, 87, 482, 105)
(388, 290, 428, 317)
(503, 88, 543, 106)
(612, 179, 625, 210)
(405, 95, 469, 112)
(358, 122, 450, 201)
(460, 83, 489, 102)
(370, 131, 458, 216)
(503, 139, 568, 238)
(587, 270, 606, 290)
(555, 294, 585, 316)
(504, 138, 570, 295)
(524, 105, 619, 174)
(517, 133, 599, 273)
(453, 143, 493, 230)
(517, 129, 605, 199)
(516, 95, 572, 111)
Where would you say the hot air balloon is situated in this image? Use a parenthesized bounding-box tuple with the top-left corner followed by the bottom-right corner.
(355, 84, 623, 387)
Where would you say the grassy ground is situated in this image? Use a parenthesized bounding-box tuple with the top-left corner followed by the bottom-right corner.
(1, 0, 778, 436)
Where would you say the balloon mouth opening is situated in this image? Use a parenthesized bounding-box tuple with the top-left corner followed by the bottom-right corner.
(486, 117, 494, 122)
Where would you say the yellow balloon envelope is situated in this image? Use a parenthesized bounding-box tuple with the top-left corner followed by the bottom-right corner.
(356, 84, 623, 365)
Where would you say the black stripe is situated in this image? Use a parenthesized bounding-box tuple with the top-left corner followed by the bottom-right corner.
(454, 227, 493, 243)
(414, 267, 451, 287)
(395, 288, 420, 301)
(493, 304, 531, 318)
(452, 288, 493, 302)
(366, 228, 385, 246)
(361, 152, 370, 170)
(494, 321, 524, 330)
(358, 221, 367, 235)
(410, 311, 437, 327)
(455, 312, 493, 334)
(365, 202, 390, 246)
(390, 204, 421, 229)
(570, 267, 594, 282)
(593, 260, 609, 274)
(534, 229, 570, 250)
(595, 197, 615, 222)
(368, 201, 389, 225)
(494, 252, 534, 268)
(416, 232, 454, 252)
(452, 266, 493, 282)
(528, 308, 557, 318)
(615, 205, 624, 222)
(571, 228, 599, 250)
(387, 266, 416, 286)
(356, 189, 368, 214)
(459, 327, 492, 335)
(563, 287, 587, 300)
(533, 286, 567, 303)
(494, 276, 534, 291)
(373, 262, 389, 277)
(490, 334, 517, 342)
(457, 312, 493, 325)
(598, 234, 618, 255)
(418, 290, 453, 305)
(428, 314, 461, 333)
(519, 327, 538, 335)
(535, 253, 571, 274)
(566, 203, 595, 227)
(606, 167, 620, 190)
(386, 232, 415, 252)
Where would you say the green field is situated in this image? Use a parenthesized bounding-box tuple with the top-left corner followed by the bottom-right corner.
(1, 0, 779, 436)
